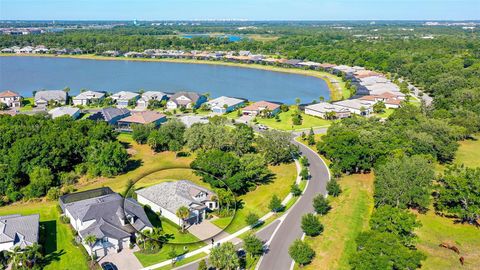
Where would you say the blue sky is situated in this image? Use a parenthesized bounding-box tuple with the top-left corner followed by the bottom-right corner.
(1, 0, 479, 20)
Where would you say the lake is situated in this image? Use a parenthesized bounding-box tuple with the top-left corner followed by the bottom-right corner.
(0, 56, 330, 103)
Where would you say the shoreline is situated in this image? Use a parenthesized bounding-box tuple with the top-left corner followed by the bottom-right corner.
(1, 53, 346, 101)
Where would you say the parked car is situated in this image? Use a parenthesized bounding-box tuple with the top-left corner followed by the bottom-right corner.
(101, 262, 118, 270)
(257, 124, 269, 130)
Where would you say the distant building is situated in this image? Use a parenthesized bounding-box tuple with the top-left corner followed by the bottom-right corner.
(118, 111, 167, 130)
(72, 91, 105, 106)
(34, 90, 67, 109)
(48, 106, 81, 119)
(0, 90, 21, 108)
(111, 91, 140, 108)
(0, 214, 39, 251)
(241, 101, 281, 116)
(206, 96, 246, 114)
(88, 107, 131, 125)
(166, 91, 207, 110)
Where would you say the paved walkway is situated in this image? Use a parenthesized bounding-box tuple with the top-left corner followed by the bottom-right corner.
(187, 220, 224, 241)
(98, 246, 143, 270)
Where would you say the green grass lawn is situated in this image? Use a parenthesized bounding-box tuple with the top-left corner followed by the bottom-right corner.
(374, 108, 395, 118)
(134, 242, 205, 267)
(256, 109, 331, 131)
(454, 134, 480, 168)
(301, 173, 374, 270)
(156, 252, 208, 270)
(0, 202, 89, 270)
(19, 97, 34, 112)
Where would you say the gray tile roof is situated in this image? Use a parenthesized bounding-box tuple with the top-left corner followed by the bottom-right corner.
(135, 180, 216, 215)
(34, 90, 67, 103)
(64, 193, 152, 240)
(0, 214, 39, 249)
(48, 106, 80, 119)
(170, 91, 202, 106)
(73, 90, 105, 100)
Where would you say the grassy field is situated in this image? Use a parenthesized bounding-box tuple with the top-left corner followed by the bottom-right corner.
(134, 242, 205, 267)
(212, 162, 297, 233)
(256, 109, 332, 131)
(156, 252, 208, 270)
(0, 202, 89, 270)
(302, 173, 374, 270)
(454, 134, 480, 168)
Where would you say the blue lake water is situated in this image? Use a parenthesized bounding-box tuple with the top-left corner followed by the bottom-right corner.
(0, 56, 330, 103)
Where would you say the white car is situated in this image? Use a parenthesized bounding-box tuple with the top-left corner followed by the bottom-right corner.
(257, 124, 269, 130)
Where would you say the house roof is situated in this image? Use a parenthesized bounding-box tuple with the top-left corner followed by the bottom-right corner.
(333, 99, 373, 110)
(140, 91, 167, 101)
(73, 90, 105, 100)
(242, 101, 281, 112)
(89, 107, 130, 122)
(170, 91, 202, 105)
(63, 192, 152, 240)
(306, 102, 351, 113)
(0, 90, 20, 98)
(0, 214, 39, 249)
(135, 180, 216, 215)
(111, 91, 139, 101)
(118, 111, 166, 124)
(48, 107, 80, 119)
(34, 90, 67, 102)
(206, 96, 245, 109)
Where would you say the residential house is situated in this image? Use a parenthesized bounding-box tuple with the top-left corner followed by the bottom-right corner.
(73, 91, 105, 106)
(59, 188, 152, 257)
(88, 107, 131, 125)
(0, 48, 14, 53)
(305, 102, 352, 119)
(103, 50, 121, 57)
(0, 90, 21, 108)
(136, 180, 217, 226)
(0, 214, 39, 251)
(332, 99, 373, 116)
(136, 91, 167, 109)
(358, 92, 403, 109)
(19, 46, 33, 54)
(33, 45, 48, 54)
(111, 91, 140, 108)
(206, 96, 246, 114)
(48, 107, 81, 119)
(117, 111, 167, 130)
(241, 101, 281, 116)
(166, 91, 207, 110)
(34, 90, 67, 109)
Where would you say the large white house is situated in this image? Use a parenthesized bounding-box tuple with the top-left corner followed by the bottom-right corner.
(206, 96, 245, 114)
(136, 180, 217, 227)
(111, 91, 140, 108)
(136, 91, 167, 109)
(72, 91, 105, 106)
(0, 214, 39, 251)
(305, 102, 351, 119)
(166, 92, 207, 110)
(332, 99, 373, 116)
(0, 90, 22, 108)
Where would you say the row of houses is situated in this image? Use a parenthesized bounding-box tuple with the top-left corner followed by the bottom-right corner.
(0, 45, 82, 55)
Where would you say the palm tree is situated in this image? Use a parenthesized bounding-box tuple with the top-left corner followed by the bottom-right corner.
(176, 206, 190, 232)
(23, 243, 42, 268)
(84, 235, 97, 260)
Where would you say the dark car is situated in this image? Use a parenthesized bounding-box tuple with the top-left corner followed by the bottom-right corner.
(101, 262, 118, 270)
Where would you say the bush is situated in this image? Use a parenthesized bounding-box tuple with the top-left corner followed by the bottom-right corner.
(301, 213, 324, 236)
(46, 187, 61, 201)
(269, 195, 283, 213)
(60, 215, 70, 224)
(327, 179, 341, 197)
(288, 239, 315, 266)
(245, 212, 260, 227)
(291, 184, 302, 196)
(300, 167, 309, 180)
(313, 194, 331, 215)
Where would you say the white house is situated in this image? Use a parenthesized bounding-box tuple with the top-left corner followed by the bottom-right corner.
(0, 90, 22, 108)
(111, 91, 140, 108)
(332, 99, 373, 116)
(136, 180, 217, 227)
(34, 90, 67, 109)
(166, 91, 207, 110)
(72, 91, 105, 106)
(0, 214, 39, 251)
(206, 96, 245, 114)
(48, 107, 81, 119)
(305, 102, 352, 119)
(241, 101, 281, 116)
(136, 91, 167, 109)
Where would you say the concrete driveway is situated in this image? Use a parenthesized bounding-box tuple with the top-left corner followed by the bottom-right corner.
(97, 246, 143, 270)
(187, 220, 227, 241)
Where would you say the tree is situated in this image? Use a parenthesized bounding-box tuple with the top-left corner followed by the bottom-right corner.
(148, 119, 186, 152)
(176, 206, 190, 232)
(84, 235, 97, 259)
(301, 213, 324, 237)
(197, 259, 208, 270)
(209, 242, 240, 270)
(132, 124, 154, 144)
(288, 239, 315, 267)
(243, 234, 264, 258)
(435, 166, 480, 224)
(269, 194, 283, 213)
(87, 141, 129, 177)
(326, 179, 341, 197)
(307, 128, 315, 145)
(370, 205, 421, 246)
(291, 183, 302, 196)
(374, 155, 434, 210)
(313, 194, 331, 215)
(245, 212, 260, 227)
(350, 231, 425, 270)
(256, 130, 298, 165)
(23, 167, 54, 198)
(0, 103, 8, 111)
(184, 123, 230, 151)
(300, 167, 309, 180)
(373, 101, 386, 114)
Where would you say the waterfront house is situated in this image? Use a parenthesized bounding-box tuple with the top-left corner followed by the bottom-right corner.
(33, 45, 48, 54)
(305, 102, 352, 119)
(103, 50, 121, 57)
(34, 90, 67, 109)
(19, 46, 33, 54)
(0, 48, 14, 53)
(242, 101, 281, 116)
(358, 92, 403, 109)
(111, 91, 140, 108)
(72, 90, 105, 106)
(117, 111, 167, 130)
(88, 107, 131, 125)
(0, 90, 22, 108)
(136, 180, 217, 227)
(332, 99, 373, 116)
(0, 214, 39, 251)
(59, 187, 152, 257)
(48, 106, 81, 119)
(206, 96, 246, 114)
(136, 91, 167, 109)
(166, 91, 207, 110)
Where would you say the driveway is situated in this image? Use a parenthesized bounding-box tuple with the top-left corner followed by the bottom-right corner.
(97, 246, 142, 270)
(187, 220, 236, 242)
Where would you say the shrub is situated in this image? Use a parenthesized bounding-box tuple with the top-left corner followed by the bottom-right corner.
(246, 212, 260, 227)
(291, 184, 302, 196)
(289, 239, 315, 266)
(327, 179, 342, 197)
(301, 213, 324, 236)
(300, 167, 309, 180)
(46, 187, 61, 201)
(313, 194, 331, 215)
(60, 215, 70, 224)
(269, 195, 283, 213)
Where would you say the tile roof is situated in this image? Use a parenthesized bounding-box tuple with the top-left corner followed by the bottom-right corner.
(34, 90, 67, 102)
(118, 111, 166, 124)
(48, 107, 80, 119)
(73, 90, 105, 100)
(111, 91, 139, 101)
(206, 96, 245, 109)
(0, 90, 20, 98)
(306, 102, 351, 113)
(242, 101, 281, 112)
(170, 91, 202, 106)
(0, 214, 39, 249)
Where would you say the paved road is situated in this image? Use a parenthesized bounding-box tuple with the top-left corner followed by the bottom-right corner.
(256, 138, 330, 270)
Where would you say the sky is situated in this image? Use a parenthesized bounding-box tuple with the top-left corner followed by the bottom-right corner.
(1, 0, 479, 21)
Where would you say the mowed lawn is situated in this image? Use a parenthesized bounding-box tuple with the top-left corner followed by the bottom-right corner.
(0, 202, 89, 270)
(212, 162, 297, 233)
(454, 134, 480, 168)
(256, 109, 331, 131)
(302, 173, 374, 270)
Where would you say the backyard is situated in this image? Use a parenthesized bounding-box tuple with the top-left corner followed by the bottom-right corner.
(256, 108, 332, 131)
